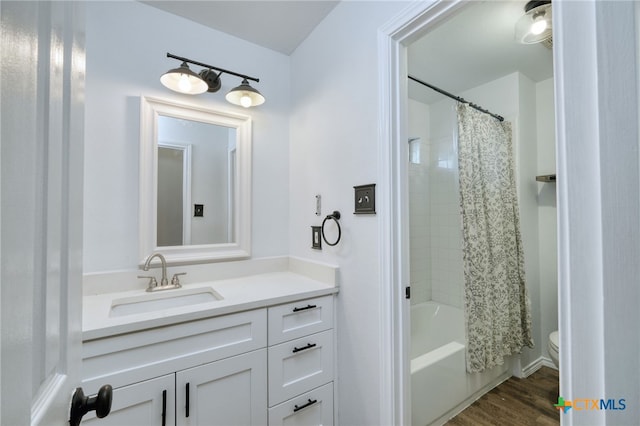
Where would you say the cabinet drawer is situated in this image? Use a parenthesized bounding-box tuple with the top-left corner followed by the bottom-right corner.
(268, 295, 333, 345)
(268, 330, 334, 406)
(83, 309, 267, 389)
(268, 382, 333, 426)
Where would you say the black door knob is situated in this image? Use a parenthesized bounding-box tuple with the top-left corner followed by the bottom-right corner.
(69, 384, 112, 426)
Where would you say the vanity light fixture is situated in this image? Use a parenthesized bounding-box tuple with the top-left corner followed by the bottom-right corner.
(160, 62, 209, 95)
(226, 79, 265, 108)
(160, 53, 265, 107)
(515, 0, 552, 45)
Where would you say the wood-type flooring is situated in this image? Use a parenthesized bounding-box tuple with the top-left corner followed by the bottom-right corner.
(445, 366, 560, 425)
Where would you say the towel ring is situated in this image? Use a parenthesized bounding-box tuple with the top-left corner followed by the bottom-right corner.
(321, 211, 341, 246)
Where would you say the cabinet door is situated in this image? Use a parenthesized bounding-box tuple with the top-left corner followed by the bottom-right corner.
(176, 349, 267, 426)
(82, 374, 175, 426)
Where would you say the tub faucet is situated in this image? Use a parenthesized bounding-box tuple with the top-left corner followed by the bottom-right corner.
(139, 252, 186, 292)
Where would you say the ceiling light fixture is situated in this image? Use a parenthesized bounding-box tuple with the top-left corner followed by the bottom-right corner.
(160, 53, 265, 108)
(515, 1, 552, 45)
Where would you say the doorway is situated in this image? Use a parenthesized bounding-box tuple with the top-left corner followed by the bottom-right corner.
(377, 1, 565, 424)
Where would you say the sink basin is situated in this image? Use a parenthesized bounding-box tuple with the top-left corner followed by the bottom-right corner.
(109, 287, 223, 317)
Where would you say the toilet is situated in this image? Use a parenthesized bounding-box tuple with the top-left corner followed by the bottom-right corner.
(548, 330, 559, 369)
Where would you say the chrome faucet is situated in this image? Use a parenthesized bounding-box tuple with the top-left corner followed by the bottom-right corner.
(138, 253, 185, 292)
(143, 252, 168, 286)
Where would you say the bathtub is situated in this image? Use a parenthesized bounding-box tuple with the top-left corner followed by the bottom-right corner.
(411, 302, 511, 426)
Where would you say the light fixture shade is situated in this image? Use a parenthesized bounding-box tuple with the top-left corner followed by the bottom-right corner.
(515, 1, 552, 44)
(225, 79, 265, 108)
(160, 62, 208, 95)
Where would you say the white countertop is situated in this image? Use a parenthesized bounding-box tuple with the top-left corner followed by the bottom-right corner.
(83, 259, 339, 341)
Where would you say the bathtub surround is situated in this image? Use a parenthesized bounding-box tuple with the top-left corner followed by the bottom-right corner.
(407, 70, 552, 423)
(456, 104, 533, 373)
(410, 302, 511, 426)
(408, 72, 549, 372)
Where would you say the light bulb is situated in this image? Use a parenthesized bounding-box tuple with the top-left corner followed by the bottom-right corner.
(240, 94, 252, 108)
(178, 74, 191, 93)
(530, 18, 547, 35)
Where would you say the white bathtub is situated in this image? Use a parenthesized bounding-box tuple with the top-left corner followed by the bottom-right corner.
(410, 302, 511, 426)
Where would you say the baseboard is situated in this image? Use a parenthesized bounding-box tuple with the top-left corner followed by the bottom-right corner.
(521, 356, 558, 378)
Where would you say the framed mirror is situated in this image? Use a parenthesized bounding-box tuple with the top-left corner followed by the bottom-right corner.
(140, 96, 251, 265)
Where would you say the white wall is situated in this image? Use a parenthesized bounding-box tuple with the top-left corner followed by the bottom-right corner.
(535, 78, 558, 363)
(289, 2, 410, 424)
(84, 1, 290, 273)
(514, 72, 542, 370)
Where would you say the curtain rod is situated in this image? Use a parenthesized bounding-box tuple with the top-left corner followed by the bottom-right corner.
(408, 75, 504, 122)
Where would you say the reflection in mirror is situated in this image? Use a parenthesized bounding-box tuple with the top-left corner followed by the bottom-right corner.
(140, 96, 251, 265)
(157, 142, 189, 246)
(157, 117, 236, 246)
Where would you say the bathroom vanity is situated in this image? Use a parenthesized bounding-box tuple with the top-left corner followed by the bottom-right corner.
(81, 259, 338, 426)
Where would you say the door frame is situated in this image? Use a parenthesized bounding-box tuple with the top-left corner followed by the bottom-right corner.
(377, 2, 466, 424)
(378, 1, 640, 425)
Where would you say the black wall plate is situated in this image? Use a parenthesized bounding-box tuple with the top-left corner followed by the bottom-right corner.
(354, 184, 376, 214)
(311, 226, 322, 249)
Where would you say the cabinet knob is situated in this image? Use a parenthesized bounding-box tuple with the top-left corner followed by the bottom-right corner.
(69, 384, 113, 426)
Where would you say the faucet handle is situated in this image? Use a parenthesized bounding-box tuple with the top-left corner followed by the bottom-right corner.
(171, 272, 186, 287)
(137, 275, 158, 291)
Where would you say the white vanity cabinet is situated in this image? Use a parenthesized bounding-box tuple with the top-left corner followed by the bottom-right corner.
(81, 293, 336, 426)
(267, 295, 335, 426)
(82, 308, 267, 426)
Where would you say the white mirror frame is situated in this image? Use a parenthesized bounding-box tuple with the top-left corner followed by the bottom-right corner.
(140, 96, 252, 265)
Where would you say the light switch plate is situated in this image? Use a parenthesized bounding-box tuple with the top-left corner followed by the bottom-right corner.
(354, 184, 376, 214)
(311, 226, 322, 249)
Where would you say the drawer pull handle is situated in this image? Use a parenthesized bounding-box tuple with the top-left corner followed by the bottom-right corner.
(294, 398, 318, 413)
(185, 382, 190, 418)
(293, 304, 317, 312)
(292, 343, 317, 353)
(162, 390, 167, 426)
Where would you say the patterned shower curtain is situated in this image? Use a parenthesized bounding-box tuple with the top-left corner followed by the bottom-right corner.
(456, 103, 534, 373)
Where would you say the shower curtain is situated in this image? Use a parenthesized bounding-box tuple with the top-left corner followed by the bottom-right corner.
(456, 103, 533, 374)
